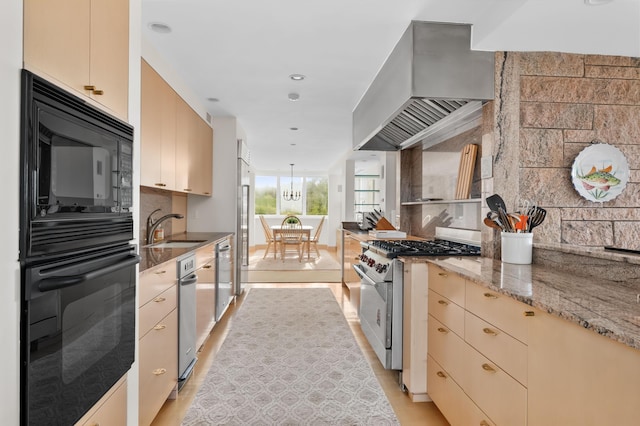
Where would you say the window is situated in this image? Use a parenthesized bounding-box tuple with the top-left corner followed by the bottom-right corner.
(255, 175, 328, 216)
(254, 176, 277, 214)
(354, 174, 380, 215)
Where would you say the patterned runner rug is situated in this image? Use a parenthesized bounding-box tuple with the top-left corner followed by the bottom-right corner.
(182, 288, 399, 425)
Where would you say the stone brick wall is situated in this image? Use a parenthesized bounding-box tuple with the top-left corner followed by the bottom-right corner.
(486, 52, 640, 254)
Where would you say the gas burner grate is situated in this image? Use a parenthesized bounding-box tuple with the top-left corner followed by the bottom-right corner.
(368, 239, 480, 258)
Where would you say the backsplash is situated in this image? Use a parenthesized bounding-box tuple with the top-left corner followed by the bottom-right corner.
(140, 187, 188, 244)
(484, 52, 640, 257)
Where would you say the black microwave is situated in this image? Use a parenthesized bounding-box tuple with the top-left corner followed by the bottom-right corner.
(20, 70, 134, 258)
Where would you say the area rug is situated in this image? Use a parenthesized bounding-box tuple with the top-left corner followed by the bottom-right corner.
(182, 288, 399, 425)
(247, 249, 341, 283)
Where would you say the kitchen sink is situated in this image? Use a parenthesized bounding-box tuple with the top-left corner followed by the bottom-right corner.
(147, 240, 206, 249)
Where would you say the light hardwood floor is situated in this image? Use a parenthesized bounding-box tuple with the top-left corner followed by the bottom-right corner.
(152, 280, 449, 425)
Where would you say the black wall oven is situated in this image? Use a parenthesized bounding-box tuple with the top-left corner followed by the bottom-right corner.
(20, 70, 139, 425)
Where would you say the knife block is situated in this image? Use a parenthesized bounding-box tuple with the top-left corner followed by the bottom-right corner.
(375, 217, 396, 230)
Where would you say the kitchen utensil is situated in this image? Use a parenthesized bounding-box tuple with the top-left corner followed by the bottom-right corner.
(486, 194, 507, 213)
(528, 207, 547, 231)
(484, 217, 502, 231)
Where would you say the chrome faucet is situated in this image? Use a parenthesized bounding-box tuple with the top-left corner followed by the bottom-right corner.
(146, 208, 184, 245)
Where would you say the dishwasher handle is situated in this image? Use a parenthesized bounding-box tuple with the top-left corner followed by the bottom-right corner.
(180, 273, 198, 286)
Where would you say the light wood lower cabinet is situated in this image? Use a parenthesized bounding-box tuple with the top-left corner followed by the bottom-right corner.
(139, 261, 178, 426)
(528, 309, 640, 426)
(75, 376, 127, 426)
(402, 260, 429, 401)
(427, 264, 528, 425)
(427, 263, 640, 426)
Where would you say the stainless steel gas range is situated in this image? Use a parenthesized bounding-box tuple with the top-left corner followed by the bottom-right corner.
(353, 227, 480, 370)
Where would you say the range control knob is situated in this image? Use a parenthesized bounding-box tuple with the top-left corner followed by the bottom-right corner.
(368, 258, 376, 267)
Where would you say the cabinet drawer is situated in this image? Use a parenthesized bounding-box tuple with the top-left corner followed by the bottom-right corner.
(139, 261, 177, 307)
(428, 289, 464, 337)
(427, 355, 495, 426)
(465, 281, 528, 344)
(139, 284, 177, 337)
(465, 311, 527, 386)
(428, 316, 466, 380)
(139, 309, 178, 426)
(463, 344, 527, 426)
(428, 264, 465, 306)
(195, 243, 215, 269)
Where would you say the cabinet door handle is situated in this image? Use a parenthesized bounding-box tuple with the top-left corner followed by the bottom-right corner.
(480, 421, 490, 426)
(437, 327, 448, 333)
(524, 311, 535, 316)
(437, 299, 448, 306)
(154, 297, 166, 303)
(184, 188, 192, 192)
(155, 183, 167, 187)
(202, 264, 212, 269)
(152, 368, 167, 376)
(92, 89, 104, 95)
(155, 270, 167, 275)
(481, 363, 496, 373)
(84, 85, 96, 91)
(438, 272, 448, 277)
(153, 324, 166, 330)
(436, 371, 447, 378)
(482, 327, 498, 336)
(483, 292, 498, 299)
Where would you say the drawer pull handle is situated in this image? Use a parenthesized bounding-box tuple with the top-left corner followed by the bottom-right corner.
(152, 368, 167, 376)
(482, 327, 498, 336)
(155, 270, 167, 275)
(524, 311, 535, 316)
(480, 421, 490, 426)
(437, 300, 449, 306)
(483, 292, 498, 299)
(436, 371, 447, 378)
(154, 297, 166, 303)
(153, 324, 166, 330)
(154, 183, 167, 187)
(84, 85, 96, 91)
(202, 264, 212, 269)
(481, 363, 496, 373)
(438, 272, 448, 277)
(437, 327, 448, 334)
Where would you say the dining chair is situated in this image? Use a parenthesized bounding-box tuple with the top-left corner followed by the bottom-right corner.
(303, 216, 325, 258)
(279, 220, 304, 262)
(259, 215, 279, 259)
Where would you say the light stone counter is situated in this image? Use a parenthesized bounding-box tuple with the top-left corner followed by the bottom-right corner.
(425, 253, 640, 351)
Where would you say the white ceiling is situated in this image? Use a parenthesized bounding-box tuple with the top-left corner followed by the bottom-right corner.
(142, 0, 640, 173)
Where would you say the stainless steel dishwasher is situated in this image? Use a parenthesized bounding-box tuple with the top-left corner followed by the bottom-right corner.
(177, 254, 197, 390)
(215, 238, 234, 321)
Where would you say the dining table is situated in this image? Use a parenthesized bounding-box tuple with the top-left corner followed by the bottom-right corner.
(271, 225, 314, 260)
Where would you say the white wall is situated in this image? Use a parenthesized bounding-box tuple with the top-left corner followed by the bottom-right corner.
(1, 1, 23, 424)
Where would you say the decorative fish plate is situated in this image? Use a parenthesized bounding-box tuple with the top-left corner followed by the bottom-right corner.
(571, 143, 629, 202)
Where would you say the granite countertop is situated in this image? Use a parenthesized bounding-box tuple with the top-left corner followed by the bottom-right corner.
(139, 231, 234, 272)
(424, 255, 640, 351)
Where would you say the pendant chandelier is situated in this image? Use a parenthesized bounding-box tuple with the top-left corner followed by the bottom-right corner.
(282, 163, 301, 201)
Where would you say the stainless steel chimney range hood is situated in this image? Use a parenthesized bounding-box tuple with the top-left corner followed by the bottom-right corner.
(353, 21, 495, 151)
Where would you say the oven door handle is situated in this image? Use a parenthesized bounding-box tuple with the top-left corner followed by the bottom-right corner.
(38, 253, 141, 292)
(352, 264, 378, 287)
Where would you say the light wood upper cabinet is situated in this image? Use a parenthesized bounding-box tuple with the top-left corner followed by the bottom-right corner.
(141, 60, 177, 190)
(24, 0, 129, 120)
(141, 60, 213, 196)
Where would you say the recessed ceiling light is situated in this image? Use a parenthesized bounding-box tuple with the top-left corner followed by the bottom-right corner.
(290, 143, 297, 146)
(288, 92, 300, 101)
(289, 74, 306, 81)
(290, 127, 299, 131)
(148, 22, 172, 34)
(207, 97, 219, 102)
